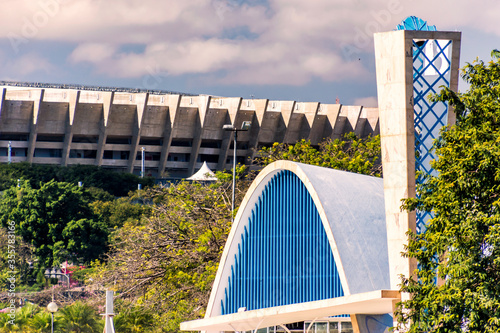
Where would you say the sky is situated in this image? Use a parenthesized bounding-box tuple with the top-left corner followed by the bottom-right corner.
(0, 0, 499, 107)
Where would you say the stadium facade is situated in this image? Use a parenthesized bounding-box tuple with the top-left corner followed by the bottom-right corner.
(0, 82, 378, 178)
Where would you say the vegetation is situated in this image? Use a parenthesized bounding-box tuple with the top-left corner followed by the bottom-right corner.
(0, 163, 153, 197)
(0, 180, 109, 267)
(255, 133, 382, 176)
(396, 56, 500, 331)
(0, 302, 104, 332)
(92, 171, 250, 329)
(0, 133, 382, 331)
(0, 226, 35, 288)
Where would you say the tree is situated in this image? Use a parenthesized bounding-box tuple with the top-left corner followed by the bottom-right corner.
(0, 163, 153, 197)
(0, 227, 35, 289)
(92, 172, 249, 328)
(56, 301, 102, 333)
(0, 180, 109, 266)
(113, 303, 155, 332)
(396, 56, 500, 331)
(255, 133, 382, 176)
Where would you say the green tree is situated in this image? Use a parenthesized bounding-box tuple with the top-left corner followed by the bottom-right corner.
(0, 180, 109, 266)
(92, 172, 248, 327)
(27, 310, 53, 332)
(0, 227, 35, 289)
(255, 133, 382, 176)
(396, 56, 500, 331)
(0, 163, 153, 196)
(113, 304, 155, 332)
(56, 301, 102, 333)
(90, 197, 150, 229)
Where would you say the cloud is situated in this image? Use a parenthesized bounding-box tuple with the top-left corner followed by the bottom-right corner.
(69, 43, 116, 64)
(1, 0, 500, 88)
(0, 51, 56, 77)
(354, 96, 378, 108)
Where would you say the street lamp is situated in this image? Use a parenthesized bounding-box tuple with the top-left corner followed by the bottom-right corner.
(223, 121, 251, 222)
(47, 299, 58, 333)
(141, 146, 145, 178)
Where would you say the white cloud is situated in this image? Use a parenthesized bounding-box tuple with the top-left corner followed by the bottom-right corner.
(0, 51, 56, 77)
(354, 96, 378, 108)
(1, 0, 499, 88)
(69, 43, 116, 64)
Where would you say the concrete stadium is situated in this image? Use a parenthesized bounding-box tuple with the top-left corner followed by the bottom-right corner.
(0, 81, 378, 178)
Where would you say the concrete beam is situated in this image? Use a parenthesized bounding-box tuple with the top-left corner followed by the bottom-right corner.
(245, 99, 269, 165)
(61, 90, 80, 166)
(300, 102, 320, 142)
(216, 98, 244, 171)
(0, 88, 5, 119)
(273, 101, 296, 143)
(127, 93, 149, 173)
(26, 89, 44, 163)
(158, 94, 182, 176)
(187, 95, 212, 177)
(374, 30, 461, 290)
(95, 92, 115, 166)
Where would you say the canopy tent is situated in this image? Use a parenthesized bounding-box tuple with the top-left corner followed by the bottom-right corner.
(187, 161, 217, 181)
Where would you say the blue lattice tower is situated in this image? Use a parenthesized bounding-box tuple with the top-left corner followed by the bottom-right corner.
(374, 22, 461, 290)
(397, 17, 453, 234)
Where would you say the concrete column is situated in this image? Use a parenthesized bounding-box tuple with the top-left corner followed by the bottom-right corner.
(362, 107, 380, 137)
(274, 101, 296, 143)
(331, 105, 349, 139)
(342, 105, 363, 136)
(374, 30, 461, 290)
(0, 88, 5, 118)
(61, 90, 80, 166)
(375, 30, 417, 290)
(95, 92, 114, 167)
(320, 104, 342, 140)
(127, 93, 149, 173)
(299, 102, 320, 142)
(26, 89, 45, 163)
(245, 99, 268, 164)
(158, 94, 182, 176)
(216, 98, 243, 171)
(187, 95, 212, 176)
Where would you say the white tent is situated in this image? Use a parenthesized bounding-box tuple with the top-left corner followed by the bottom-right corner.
(187, 162, 217, 181)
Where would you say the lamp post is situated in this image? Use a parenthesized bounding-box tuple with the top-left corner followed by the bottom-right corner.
(47, 294, 58, 333)
(223, 121, 251, 222)
(8, 141, 12, 164)
(141, 147, 145, 178)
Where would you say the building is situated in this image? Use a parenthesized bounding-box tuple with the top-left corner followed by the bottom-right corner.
(180, 18, 462, 333)
(0, 81, 378, 178)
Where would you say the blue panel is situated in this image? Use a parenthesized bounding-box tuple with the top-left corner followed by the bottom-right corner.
(412, 39, 452, 233)
(222, 171, 345, 314)
(399, 17, 452, 235)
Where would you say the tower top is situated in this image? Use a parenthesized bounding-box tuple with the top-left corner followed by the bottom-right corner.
(397, 16, 437, 31)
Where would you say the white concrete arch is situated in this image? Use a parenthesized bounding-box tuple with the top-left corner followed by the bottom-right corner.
(206, 161, 389, 318)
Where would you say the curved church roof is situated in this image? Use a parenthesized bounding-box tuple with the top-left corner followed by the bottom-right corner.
(206, 161, 390, 319)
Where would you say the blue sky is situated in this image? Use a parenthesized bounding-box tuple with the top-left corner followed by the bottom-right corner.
(0, 0, 499, 106)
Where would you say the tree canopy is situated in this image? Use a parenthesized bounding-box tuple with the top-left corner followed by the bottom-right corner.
(396, 56, 500, 331)
(255, 133, 382, 176)
(91, 173, 247, 330)
(0, 163, 153, 197)
(0, 180, 109, 266)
